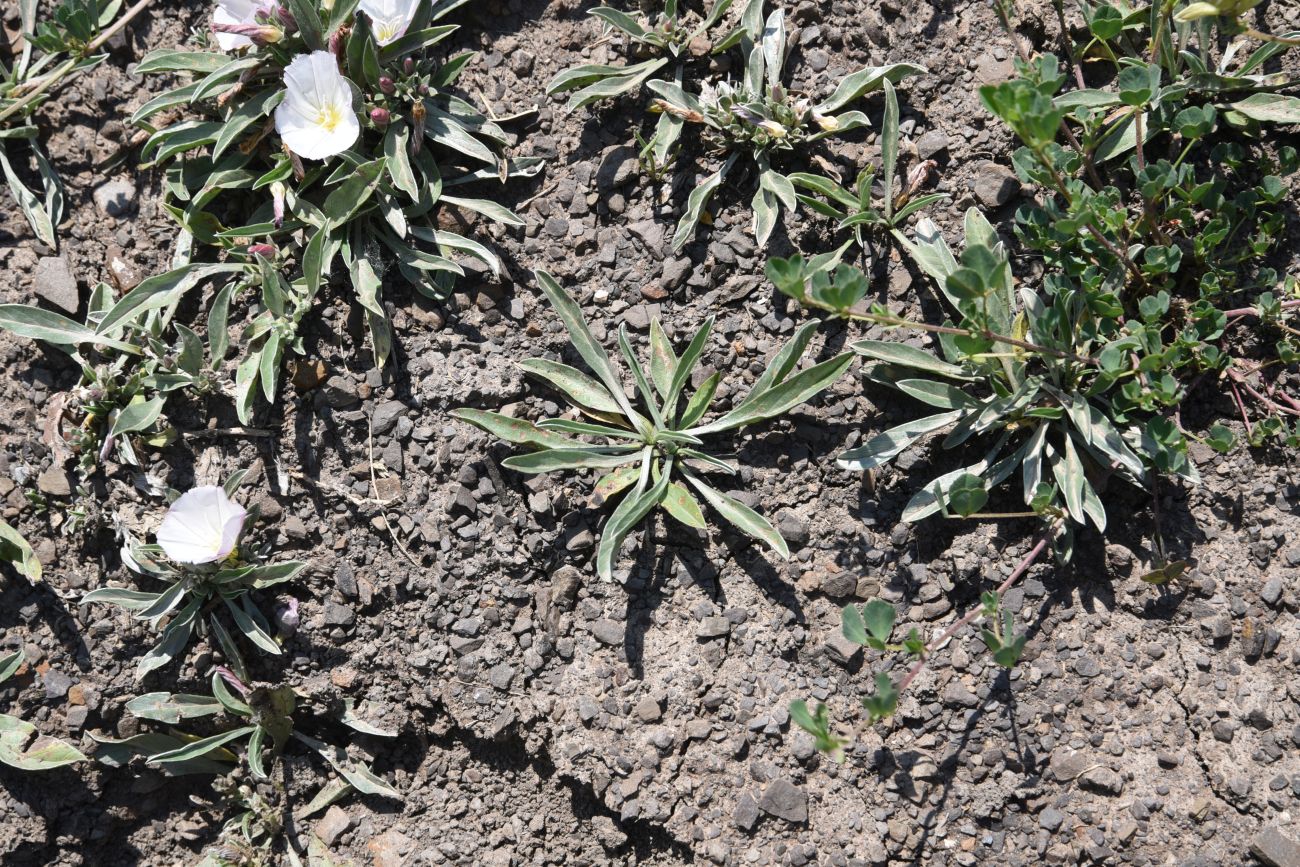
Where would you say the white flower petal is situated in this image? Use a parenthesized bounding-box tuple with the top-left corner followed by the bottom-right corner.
(274, 51, 360, 160)
(359, 0, 418, 45)
(214, 0, 268, 51)
(156, 486, 248, 565)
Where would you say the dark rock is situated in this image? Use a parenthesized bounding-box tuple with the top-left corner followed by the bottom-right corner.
(1080, 766, 1124, 795)
(697, 616, 730, 639)
(43, 669, 73, 699)
(733, 792, 760, 832)
(591, 619, 623, 645)
(759, 778, 808, 823)
(1251, 827, 1300, 867)
(36, 467, 73, 497)
(371, 400, 407, 435)
(1039, 807, 1065, 832)
(973, 163, 1020, 208)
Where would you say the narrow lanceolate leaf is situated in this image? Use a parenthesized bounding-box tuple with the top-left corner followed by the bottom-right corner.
(664, 317, 714, 421)
(451, 408, 582, 449)
(439, 195, 525, 227)
(596, 462, 671, 581)
(591, 465, 641, 507)
(81, 586, 160, 610)
(671, 153, 737, 251)
(1230, 93, 1300, 124)
(517, 359, 623, 415)
(292, 732, 401, 799)
(0, 715, 86, 770)
(534, 270, 638, 421)
(837, 410, 966, 471)
(89, 732, 233, 775)
(0, 147, 57, 248)
(125, 693, 223, 724)
(0, 306, 139, 354)
(684, 473, 789, 558)
(747, 319, 821, 397)
(96, 264, 241, 337)
(851, 339, 972, 379)
(648, 320, 678, 401)
(148, 725, 257, 764)
(226, 598, 281, 655)
(892, 379, 978, 409)
(551, 58, 668, 111)
(678, 371, 720, 430)
(688, 353, 853, 435)
(322, 159, 386, 224)
(137, 598, 201, 680)
(502, 449, 641, 474)
(661, 482, 707, 529)
(0, 518, 41, 584)
(814, 63, 925, 113)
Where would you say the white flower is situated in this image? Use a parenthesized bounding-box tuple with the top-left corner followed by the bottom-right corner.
(213, 0, 274, 51)
(359, 0, 418, 46)
(274, 51, 360, 160)
(156, 486, 248, 565)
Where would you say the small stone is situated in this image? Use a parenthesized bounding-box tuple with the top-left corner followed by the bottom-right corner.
(590, 815, 627, 850)
(823, 632, 861, 667)
(1079, 766, 1124, 795)
(371, 400, 407, 435)
(697, 616, 730, 639)
(973, 163, 1020, 208)
(65, 705, 89, 731)
(1252, 827, 1300, 867)
(1156, 751, 1182, 768)
(314, 806, 353, 847)
(591, 619, 623, 646)
(733, 792, 760, 832)
(43, 669, 73, 699)
(916, 129, 949, 159)
(367, 829, 413, 867)
(775, 510, 809, 546)
(93, 177, 137, 217)
(759, 778, 808, 823)
(1261, 578, 1283, 607)
(1039, 807, 1065, 832)
(322, 601, 354, 627)
(321, 375, 360, 408)
(634, 695, 662, 722)
(291, 359, 328, 392)
(1049, 749, 1088, 781)
(33, 256, 79, 313)
(36, 467, 73, 497)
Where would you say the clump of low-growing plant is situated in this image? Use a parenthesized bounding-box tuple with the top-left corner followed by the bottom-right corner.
(787, 75, 946, 257)
(1, 0, 151, 246)
(547, 0, 743, 172)
(453, 268, 852, 580)
(0, 268, 234, 501)
(645, 0, 922, 249)
(83, 475, 306, 680)
(93, 668, 398, 821)
(132, 0, 539, 420)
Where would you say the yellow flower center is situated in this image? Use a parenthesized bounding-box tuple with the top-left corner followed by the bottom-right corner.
(377, 22, 401, 43)
(315, 104, 344, 133)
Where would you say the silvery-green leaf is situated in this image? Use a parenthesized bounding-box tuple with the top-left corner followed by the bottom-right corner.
(126, 692, 222, 724)
(0, 715, 86, 770)
(0, 518, 41, 584)
(451, 408, 582, 449)
(110, 396, 165, 438)
(502, 449, 641, 474)
(596, 460, 670, 580)
(691, 352, 853, 435)
(684, 472, 788, 558)
(670, 155, 737, 251)
(439, 194, 524, 227)
(850, 339, 971, 379)
(815, 63, 925, 114)
(148, 725, 256, 764)
(837, 410, 965, 472)
(517, 359, 622, 414)
(662, 482, 706, 529)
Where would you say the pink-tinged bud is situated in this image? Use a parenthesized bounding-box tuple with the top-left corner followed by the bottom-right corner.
(403, 57, 415, 74)
(212, 22, 283, 45)
(213, 665, 251, 697)
(248, 243, 277, 259)
(370, 107, 390, 127)
(275, 596, 299, 638)
(271, 181, 286, 228)
(99, 433, 115, 463)
(417, 83, 428, 95)
(379, 76, 396, 95)
(410, 100, 426, 155)
(329, 28, 344, 58)
(275, 5, 297, 31)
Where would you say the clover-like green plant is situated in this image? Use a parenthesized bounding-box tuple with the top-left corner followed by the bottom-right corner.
(1, 640, 87, 770)
(646, 0, 922, 249)
(82, 473, 306, 680)
(788, 77, 946, 252)
(453, 269, 852, 580)
(0, 267, 236, 484)
(93, 668, 398, 801)
(131, 0, 539, 419)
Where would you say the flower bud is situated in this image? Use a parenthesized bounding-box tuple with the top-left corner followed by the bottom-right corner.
(758, 120, 787, 138)
(379, 75, 396, 95)
(370, 107, 390, 127)
(403, 57, 416, 75)
(275, 4, 297, 31)
(811, 110, 838, 132)
(212, 21, 283, 45)
(248, 242, 277, 259)
(271, 181, 286, 228)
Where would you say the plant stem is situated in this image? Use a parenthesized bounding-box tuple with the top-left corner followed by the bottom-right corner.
(1221, 298, 1300, 318)
(0, 0, 154, 126)
(893, 523, 1058, 698)
(1244, 27, 1300, 46)
(846, 308, 1101, 367)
